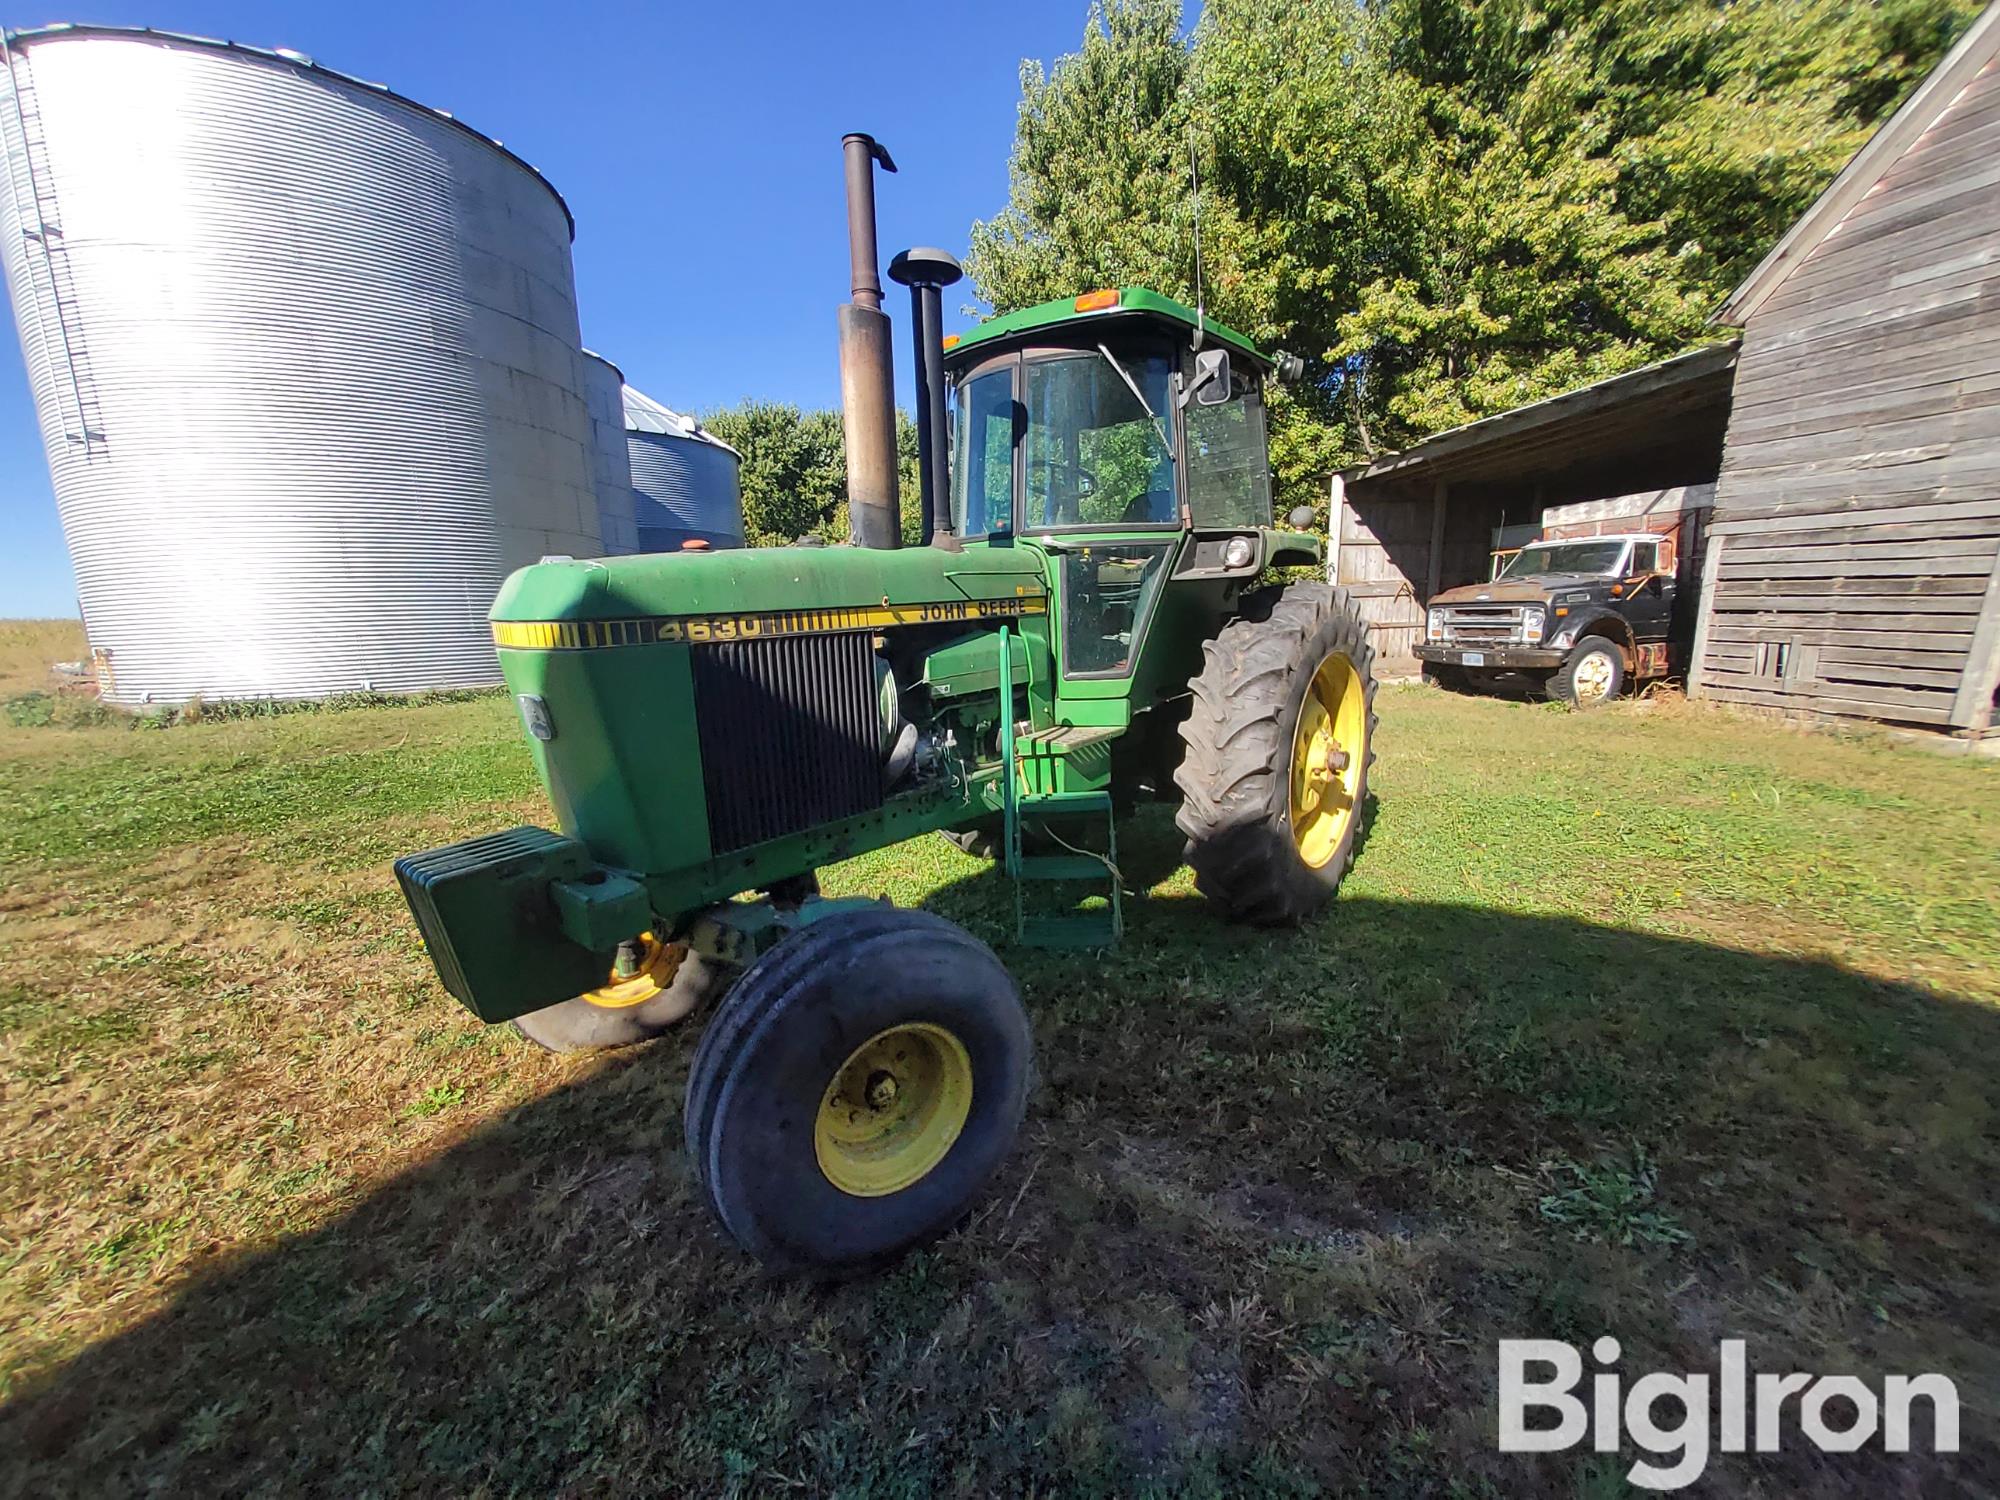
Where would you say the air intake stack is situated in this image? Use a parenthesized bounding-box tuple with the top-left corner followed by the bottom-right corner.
(888, 247, 963, 546)
(835, 133, 901, 549)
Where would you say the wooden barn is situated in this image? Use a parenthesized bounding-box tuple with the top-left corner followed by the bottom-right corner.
(1688, 3, 2000, 741)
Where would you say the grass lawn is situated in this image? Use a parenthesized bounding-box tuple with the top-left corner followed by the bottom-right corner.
(1, 617, 1994, 1495)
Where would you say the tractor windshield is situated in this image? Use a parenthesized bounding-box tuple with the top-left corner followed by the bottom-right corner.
(949, 346, 1177, 536)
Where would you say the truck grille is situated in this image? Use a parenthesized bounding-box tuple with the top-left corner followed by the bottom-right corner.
(1436, 604, 1529, 644)
(690, 631, 883, 855)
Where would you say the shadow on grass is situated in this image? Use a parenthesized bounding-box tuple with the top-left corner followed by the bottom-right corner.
(4, 868, 1995, 1495)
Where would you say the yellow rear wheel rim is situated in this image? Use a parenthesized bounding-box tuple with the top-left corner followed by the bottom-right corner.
(1289, 650, 1366, 869)
(814, 1023, 973, 1197)
(580, 933, 684, 1010)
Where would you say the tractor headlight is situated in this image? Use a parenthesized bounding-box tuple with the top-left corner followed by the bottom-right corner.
(1427, 608, 1445, 643)
(1223, 536, 1255, 569)
(1521, 608, 1546, 644)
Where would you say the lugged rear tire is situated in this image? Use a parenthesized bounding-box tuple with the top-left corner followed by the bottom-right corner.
(1173, 582, 1377, 925)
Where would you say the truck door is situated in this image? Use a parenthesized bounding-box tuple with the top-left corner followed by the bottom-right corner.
(1619, 538, 1674, 676)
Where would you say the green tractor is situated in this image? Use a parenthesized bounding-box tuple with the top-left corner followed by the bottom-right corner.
(397, 242, 1377, 1273)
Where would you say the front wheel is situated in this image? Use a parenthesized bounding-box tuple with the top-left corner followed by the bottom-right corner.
(512, 935, 724, 1052)
(1174, 582, 1378, 925)
(1550, 638, 1624, 708)
(683, 908, 1032, 1275)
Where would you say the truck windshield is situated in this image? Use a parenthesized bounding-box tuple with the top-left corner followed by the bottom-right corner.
(1501, 540, 1628, 578)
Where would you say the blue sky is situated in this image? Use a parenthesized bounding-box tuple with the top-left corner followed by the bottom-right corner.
(0, 0, 1110, 617)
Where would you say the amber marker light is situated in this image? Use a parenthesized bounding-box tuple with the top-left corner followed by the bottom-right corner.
(1073, 289, 1119, 312)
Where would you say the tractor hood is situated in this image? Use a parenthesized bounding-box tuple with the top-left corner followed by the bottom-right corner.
(492, 542, 1049, 628)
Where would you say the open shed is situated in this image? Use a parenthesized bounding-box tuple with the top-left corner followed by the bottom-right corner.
(1332, 342, 1739, 675)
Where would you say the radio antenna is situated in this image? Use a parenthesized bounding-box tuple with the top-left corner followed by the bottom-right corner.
(1188, 120, 1205, 351)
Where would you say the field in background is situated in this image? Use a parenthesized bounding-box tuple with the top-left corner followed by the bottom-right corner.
(0, 620, 1995, 1494)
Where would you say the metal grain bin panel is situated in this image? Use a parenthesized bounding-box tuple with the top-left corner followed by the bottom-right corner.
(623, 384, 744, 551)
(0, 27, 600, 703)
(581, 351, 637, 555)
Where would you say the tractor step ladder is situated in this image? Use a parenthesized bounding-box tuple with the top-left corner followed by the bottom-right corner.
(999, 627, 1122, 950)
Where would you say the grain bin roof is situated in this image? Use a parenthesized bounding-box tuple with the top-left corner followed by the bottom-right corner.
(2, 23, 575, 238)
(621, 386, 740, 458)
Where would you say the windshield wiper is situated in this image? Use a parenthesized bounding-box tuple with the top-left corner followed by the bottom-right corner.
(1097, 343, 1173, 454)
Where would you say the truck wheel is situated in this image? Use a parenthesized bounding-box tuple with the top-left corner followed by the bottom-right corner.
(512, 935, 724, 1052)
(1174, 582, 1377, 925)
(684, 907, 1032, 1275)
(1551, 638, 1624, 709)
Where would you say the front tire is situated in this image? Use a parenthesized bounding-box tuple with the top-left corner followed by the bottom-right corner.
(1174, 582, 1378, 925)
(684, 908, 1032, 1275)
(513, 938, 723, 1053)
(1551, 637, 1624, 708)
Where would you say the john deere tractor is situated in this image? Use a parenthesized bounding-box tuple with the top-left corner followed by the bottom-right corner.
(396, 155, 1376, 1274)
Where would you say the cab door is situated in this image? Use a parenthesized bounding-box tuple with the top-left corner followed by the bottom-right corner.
(1619, 538, 1675, 675)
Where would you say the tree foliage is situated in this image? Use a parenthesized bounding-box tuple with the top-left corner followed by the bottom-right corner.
(701, 402, 924, 547)
(968, 0, 1980, 512)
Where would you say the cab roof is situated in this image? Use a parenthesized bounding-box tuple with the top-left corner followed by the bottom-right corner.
(944, 287, 1268, 368)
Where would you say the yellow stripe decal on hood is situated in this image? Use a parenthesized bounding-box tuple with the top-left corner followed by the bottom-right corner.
(493, 595, 1046, 651)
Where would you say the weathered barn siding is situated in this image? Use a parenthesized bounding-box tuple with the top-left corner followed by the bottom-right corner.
(1330, 474, 1429, 672)
(1693, 44, 2000, 734)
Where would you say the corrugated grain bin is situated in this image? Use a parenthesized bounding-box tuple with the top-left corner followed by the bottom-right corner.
(623, 385, 744, 551)
(581, 351, 637, 555)
(0, 26, 601, 702)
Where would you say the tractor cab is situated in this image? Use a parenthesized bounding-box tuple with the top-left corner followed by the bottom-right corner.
(942, 288, 1311, 691)
(944, 287, 1277, 542)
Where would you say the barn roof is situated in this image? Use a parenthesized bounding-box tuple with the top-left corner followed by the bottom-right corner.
(1716, 1, 2000, 326)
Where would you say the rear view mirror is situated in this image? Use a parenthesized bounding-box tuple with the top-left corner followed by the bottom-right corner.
(1183, 347, 1233, 407)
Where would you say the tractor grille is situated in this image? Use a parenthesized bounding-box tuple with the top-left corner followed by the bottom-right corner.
(1436, 604, 1528, 644)
(690, 631, 882, 855)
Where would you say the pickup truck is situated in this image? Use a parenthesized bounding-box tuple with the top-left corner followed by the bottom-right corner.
(1416, 532, 1680, 708)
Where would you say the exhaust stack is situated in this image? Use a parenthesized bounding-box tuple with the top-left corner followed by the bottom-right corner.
(836, 133, 901, 549)
(888, 247, 963, 546)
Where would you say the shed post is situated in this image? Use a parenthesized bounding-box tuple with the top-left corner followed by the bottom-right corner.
(1425, 478, 1448, 600)
(1686, 532, 1727, 699)
(1326, 471, 1346, 586)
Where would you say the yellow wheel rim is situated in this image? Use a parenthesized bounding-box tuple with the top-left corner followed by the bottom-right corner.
(580, 932, 684, 1010)
(1289, 650, 1366, 869)
(814, 1023, 973, 1198)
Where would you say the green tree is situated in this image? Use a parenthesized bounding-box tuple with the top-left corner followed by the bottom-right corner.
(968, 0, 1980, 496)
(701, 402, 926, 547)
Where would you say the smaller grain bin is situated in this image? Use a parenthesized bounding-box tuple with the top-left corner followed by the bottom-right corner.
(624, 386, 744, 550)
(581, 352, 637, 555)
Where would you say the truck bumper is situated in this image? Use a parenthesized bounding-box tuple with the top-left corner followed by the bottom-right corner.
(1416, 644, 1565, 671)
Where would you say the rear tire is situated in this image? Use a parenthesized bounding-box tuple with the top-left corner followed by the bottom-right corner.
(1551, 637, 1624, 708)
(684, 908, 1032, 1276)
(1174, 582, 1378, 925)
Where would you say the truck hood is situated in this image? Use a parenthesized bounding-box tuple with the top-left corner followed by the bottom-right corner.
(1430, 573, 1602, 605)
(492, 541, 1050, 623)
